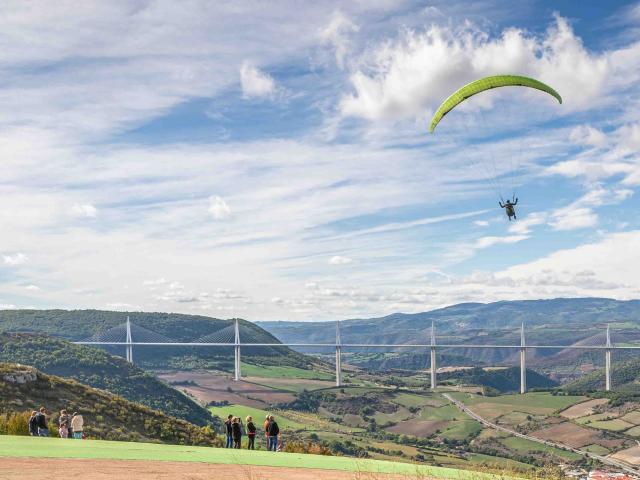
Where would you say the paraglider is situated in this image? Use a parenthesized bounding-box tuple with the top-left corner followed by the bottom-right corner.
(499, 197, 518, 221)
(429, 75, 562, 220)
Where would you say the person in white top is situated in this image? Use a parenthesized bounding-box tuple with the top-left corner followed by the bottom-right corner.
(70, 413, 84, 439)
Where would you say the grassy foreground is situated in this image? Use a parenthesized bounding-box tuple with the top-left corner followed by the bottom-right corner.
(0, 435, 515, 479)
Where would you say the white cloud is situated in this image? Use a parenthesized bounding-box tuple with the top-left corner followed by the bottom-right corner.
(549, 207, 598, 231)
(473, 220, 489, 227)
(329, 255, 353, 265)
(508, 212, 548, 235)
(569, 125, 607, 148)
(3, 253, 28, 265)
(208, 196, 232, 220)
(240, 62, 276, 99)
(320, 11, 359, 68)
(339, 15, 612, 121)
(70, 203, 98, 218)
(25, 284, 40, 291)
(474, 235, 528, 249)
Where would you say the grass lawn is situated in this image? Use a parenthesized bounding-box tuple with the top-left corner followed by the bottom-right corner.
(439, 420, 483, 440)
(582, 444, 610, 455)
(240, 363, 333, 380)
(0, 435, 516, 479)
(588, 419, 635, 432)
(209, 405, 306, 431)
(419, 404, 461, 421)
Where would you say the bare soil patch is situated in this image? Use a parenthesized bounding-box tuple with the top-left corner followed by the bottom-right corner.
(610, 445, 640, 466)
(387, 420, 447, 437)
(0, 458, 419, 480)
(530, 422, 601, 448)
(157, 372, 294, 406)
(560, 399, 609, 419)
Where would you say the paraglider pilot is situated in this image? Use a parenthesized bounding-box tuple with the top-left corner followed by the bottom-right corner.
(499, 197, 518, 221)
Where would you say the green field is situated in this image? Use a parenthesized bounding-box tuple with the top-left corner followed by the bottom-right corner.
(209, 405, 306, 431)
(500, 437, 581, 461)
(240, 363, 333, 380)
(0, 435, 515, 479)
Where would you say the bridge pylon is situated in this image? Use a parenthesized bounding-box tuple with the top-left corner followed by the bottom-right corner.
(335, 320, 343, 387)
(520, 322, 526, 394)
(605, 324, 612, 392)
(125, 316, 133, 364)
(430, 321, 436, 390)
(234, 319, 241, 382)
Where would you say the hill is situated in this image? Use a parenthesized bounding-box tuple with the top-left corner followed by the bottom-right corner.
(0, 363, 219, 446)
(440, 367, 558, 393)
(565, 358, 640, 394)
(258, 298, 640, 369)
(0, 333, 217, 427)
(0, 309, 317, 372)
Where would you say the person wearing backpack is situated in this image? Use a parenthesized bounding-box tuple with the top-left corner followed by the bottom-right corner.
(267, 416, 279, 452)
(231, 417, 242, 449)
(28, 411, 38, 436)
(246, 416, 256, 450)
(35, 407, 48, 437)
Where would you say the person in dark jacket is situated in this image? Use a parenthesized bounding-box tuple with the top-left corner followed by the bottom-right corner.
(267, 416, 279, 452)
(35, 407, 48, 437)
(224, 414, 233, 448)
(28, 411, 38, 436)
(246, 416, 256, 450)
(231, 417, 242, 449)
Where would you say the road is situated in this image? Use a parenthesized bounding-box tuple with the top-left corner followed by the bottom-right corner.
(443, 393, 640, 476)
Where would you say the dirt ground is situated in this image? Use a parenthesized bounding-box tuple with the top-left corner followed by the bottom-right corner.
(530, 422, 617, 449)
(611, 446, 640, 465)
(559, 399, 609, 419)
(157, 372, 295, 406)
(0, 458, 419, 480)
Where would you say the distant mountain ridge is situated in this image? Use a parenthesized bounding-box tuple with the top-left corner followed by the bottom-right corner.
(258, 298, 640, 369)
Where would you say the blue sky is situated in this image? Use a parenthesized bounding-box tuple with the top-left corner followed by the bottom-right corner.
(1, 0, 640, 320)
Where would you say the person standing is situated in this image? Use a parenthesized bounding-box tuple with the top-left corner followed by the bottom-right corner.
(246, 416, 256, 450)
(263, 415, 270, 448)
(231, 417, 242, 449)
(28, 411, 38, 436)
(267, 416, 279, 452)
(58, 410, 70, 438)
(35, 407, 48, 437)
(224, 415, 233, 448)
(70, 412, 84, 439)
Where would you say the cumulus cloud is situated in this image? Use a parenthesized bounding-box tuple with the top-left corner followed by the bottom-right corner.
(70, 203, 98, 218)
(329, 255, 353, 265)
(25, 284, 40, 291)
(3, 253, 28, 265)
(240, 62, 276, 99)
(208, 196, 232, 220)
(320, 11, 359, 68)
(569, 125, 607, 148)
(339, 15, 610, 121)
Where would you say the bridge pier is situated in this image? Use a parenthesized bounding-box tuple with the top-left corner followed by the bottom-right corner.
(125, 316, 133, 364)
(520, 323, 526, 394)
(605, 324, 612, 392)
(335, 321, 343, 387)
(430, 321, 437, 390)
(234, 318, 241, 381)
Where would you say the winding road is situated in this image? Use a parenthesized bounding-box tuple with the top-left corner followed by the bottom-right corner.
(443, 393, 640, 476)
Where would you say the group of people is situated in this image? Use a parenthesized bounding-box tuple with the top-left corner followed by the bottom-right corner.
(28, 407, 84, 439)
(224, 414, 280, 451)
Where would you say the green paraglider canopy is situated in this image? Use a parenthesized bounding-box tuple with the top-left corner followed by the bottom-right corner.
(429, 75, 562, 133)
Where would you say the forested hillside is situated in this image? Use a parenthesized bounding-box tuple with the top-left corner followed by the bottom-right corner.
(0, 363, 220, 446)
(0, 333, 218, 427)
(440, 367, 558, 393)
(566, 358, 640, 393)
(0, 309, 315, 371)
